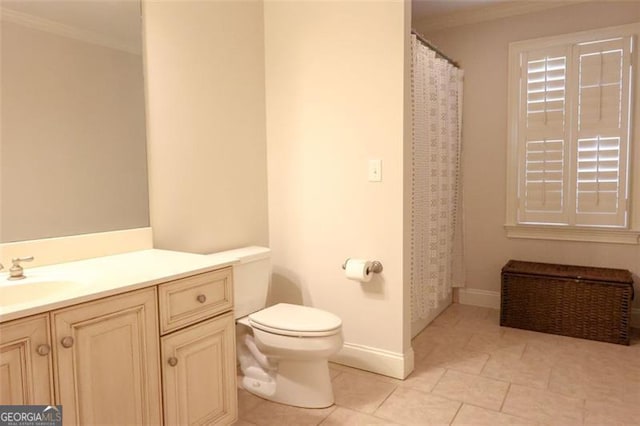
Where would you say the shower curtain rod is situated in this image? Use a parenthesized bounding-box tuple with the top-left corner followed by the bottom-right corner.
(411, 30, 460, 69)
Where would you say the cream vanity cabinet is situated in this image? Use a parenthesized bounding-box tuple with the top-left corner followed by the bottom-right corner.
(52, 287, 162, 425)
(0, 314, 55, 405)
(158, 268, 237, 425)
(0, 265, 237, 426)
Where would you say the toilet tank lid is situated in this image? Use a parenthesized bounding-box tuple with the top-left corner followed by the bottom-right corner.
(208, 246, 270, 264)
(249, 303, 342, 333)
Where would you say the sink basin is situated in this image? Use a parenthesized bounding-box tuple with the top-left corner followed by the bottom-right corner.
(0, 280, 81, 307)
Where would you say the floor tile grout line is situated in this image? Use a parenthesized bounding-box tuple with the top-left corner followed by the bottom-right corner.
(329, 370, 343, 382)
(400, 383, 464, 406)
(460, 330, 475, 349)
(471, 369, 512, 387)
(476, 348, 491, 374)
(331, 377, 400, 418)
(462, 400, 542, 425)
(429, 366, 449, 392)
(315, 405, 337, 426)
(459, 400, 512, 414)
(447, 401, 464, 425)
(544, 364, 553, 390)
(411, 383, 482, 410)
(518, 341, 528, 361)
(332, 402, 384, 418)
(498, 382, 511, 412)
(367, 385, 405, 423)
(371, 385, 400, 414)
(431, 372, 513, 413)
(477, 349, 491, 376)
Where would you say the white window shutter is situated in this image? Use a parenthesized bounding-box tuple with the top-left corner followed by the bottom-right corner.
(573, 37, 632, 227)
(518, 46, 571, 224)
(508, 25, 638, 238)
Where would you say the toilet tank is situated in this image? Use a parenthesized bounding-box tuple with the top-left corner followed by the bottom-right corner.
(208, 246, 271, 319)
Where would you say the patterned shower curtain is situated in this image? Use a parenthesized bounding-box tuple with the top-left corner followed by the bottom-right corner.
(410, 35, 464, 323)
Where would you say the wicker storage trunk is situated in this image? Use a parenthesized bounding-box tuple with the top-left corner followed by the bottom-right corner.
(501, 260, 634, 345)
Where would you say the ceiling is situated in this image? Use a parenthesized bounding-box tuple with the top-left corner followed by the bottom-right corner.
(412, 0, 507, 21)
(1, 0, 141, 47)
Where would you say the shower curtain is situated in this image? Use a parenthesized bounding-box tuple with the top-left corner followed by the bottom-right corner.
(410, 35, 464, 337)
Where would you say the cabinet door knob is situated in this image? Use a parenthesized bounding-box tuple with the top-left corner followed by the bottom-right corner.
(61, 336, 74, 348)
(196, 294, 207, 304)
(36, 344, 51, 356)
(168, 357, 178, 367)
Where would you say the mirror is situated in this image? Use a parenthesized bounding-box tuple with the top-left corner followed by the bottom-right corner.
(1, 0, 149, 243)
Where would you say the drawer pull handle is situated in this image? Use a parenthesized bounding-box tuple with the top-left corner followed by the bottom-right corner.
(168, 357, 178, 367)
(61, 336, 74, 348)
(196, 294, 207, 304)
(36, 344, 51, 356)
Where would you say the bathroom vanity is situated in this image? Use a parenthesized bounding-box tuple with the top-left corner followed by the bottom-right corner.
(0, 250, 238, 425)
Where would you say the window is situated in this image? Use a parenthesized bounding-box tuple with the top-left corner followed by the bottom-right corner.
(505, 24, 640, 244)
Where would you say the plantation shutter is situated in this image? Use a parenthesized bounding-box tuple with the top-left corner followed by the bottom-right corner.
(515, 35, 634, 228)
(518, 46, 571, 224)
(573, 37, 632, 227)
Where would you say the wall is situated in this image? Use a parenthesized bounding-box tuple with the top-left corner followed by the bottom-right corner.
(142, 0, 268, 253)
(415, 2, 640, 310)
(264, 0, 413, 378)
(1, 20, 149, 242)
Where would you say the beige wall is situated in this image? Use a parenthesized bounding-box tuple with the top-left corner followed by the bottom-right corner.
(415, 2, 640, 304)
(1, 21, 149, 242)
(142, 0, 268, 253)
(264, 0, 413, 377)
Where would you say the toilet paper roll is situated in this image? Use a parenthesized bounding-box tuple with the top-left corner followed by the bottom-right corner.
(345, 259, 373, 282)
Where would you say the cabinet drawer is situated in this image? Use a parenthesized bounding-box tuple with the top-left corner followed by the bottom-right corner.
(158, 267, 233, 334)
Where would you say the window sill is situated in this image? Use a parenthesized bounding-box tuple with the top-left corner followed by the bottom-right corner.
(504, 224, 640, 245)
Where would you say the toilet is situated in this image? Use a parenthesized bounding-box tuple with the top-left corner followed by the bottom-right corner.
(210, 246, 343, 409)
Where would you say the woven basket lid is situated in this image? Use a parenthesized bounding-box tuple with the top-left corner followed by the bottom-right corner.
(502, 260, 633, 284)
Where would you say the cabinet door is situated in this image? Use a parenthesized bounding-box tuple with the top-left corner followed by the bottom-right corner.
(52, 288, 162, 426)
(162, 312, 237, 425)
(0, 314, 54, 405)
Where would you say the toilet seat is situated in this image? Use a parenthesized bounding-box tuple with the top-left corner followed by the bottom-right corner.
(248, 303, 342, 337)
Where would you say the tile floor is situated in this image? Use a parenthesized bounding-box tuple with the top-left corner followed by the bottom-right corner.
(235, 304, 640, 425)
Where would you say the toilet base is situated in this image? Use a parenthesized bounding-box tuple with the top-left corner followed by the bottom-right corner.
(243, 359, 334, 408)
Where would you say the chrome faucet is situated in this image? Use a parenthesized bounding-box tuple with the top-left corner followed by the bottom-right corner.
(9, 256, 34, 280)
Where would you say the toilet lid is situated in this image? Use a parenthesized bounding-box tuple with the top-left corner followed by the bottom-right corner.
(248, 303, 342, 337)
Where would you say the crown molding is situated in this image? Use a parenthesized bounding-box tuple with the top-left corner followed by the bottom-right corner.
(414, 0, 592, 32)
(0, 7, 140, 55)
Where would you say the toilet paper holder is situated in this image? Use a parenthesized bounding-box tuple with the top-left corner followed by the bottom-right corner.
(341, 258, 384, 274)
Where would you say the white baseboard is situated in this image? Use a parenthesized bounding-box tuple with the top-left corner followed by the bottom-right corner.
(331, 342, 414, 380)
(458, 288, 501, 309)
(458, 288, 640, 329)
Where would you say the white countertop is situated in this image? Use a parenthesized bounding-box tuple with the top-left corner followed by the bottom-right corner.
(0, 249, 239, 323)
